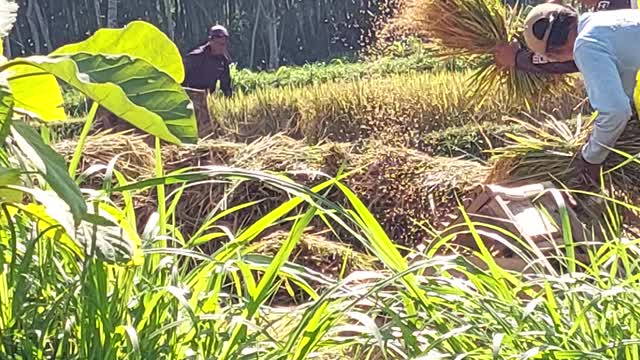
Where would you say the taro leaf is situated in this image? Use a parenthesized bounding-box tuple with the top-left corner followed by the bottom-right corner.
(4, 20, 183, 123)
(12, 186, 134, 264)
(52, 20, 184, 83)
(5, 54, 197, 144)
(10, 121, 87, 224)
(4, 64, 66, 122)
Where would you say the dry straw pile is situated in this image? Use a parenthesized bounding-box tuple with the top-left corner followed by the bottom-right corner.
(487, 115, 640, 203)
(55, 133, 487, 248)
(252, 230, 380, 276)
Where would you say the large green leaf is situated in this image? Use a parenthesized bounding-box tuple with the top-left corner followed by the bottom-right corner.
(52, 20, 184, 83)
(6, 54, 197, 143)
(10, 121, 87, 223)
(4, 65, 66, 121)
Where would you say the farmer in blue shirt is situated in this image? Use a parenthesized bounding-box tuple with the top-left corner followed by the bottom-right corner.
(522, 4, 640, 185)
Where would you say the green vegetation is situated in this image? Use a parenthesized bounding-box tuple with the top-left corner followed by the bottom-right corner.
(3, 4, 640, 360)
(229, 44, 469, 94)
(62, 42, 467, 118)
(8, 149, 640, 358)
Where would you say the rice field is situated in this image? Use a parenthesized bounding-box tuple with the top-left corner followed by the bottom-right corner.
(28, 57, 640, 358)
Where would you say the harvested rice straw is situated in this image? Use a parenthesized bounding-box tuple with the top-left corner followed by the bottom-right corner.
(487, 114, 640, 199)
(395, 0, 572, 108)
(54, 130, 155, 179)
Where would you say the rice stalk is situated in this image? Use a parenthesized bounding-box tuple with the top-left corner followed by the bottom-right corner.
(393, 0, 574, 108)
(55, 132, 486, 247)
(487, 114, 640, 199)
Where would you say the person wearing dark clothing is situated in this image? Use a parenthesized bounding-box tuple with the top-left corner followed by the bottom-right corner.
(493, 0, 636, 74)
(183, 25, 233, 97)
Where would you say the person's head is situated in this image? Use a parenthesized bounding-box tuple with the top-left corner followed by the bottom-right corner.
(524, 3, 579, 62)
(207, 25, 229, 55)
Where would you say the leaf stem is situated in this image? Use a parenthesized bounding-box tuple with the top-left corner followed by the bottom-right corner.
(68, 102, 98, 177)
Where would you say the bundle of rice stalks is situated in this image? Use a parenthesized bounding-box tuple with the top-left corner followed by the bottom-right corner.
(58, 133, 486, 248)
(55, 130, 155, 180)
(392, 0, 572, 107)
(250, 230, 382, 303)
(162, 141, 241, 171)
(166, 135, 351, 235)
(345, 141, 487, 246)
(55, 131, 242, 180)
(487, 114, 640, 200)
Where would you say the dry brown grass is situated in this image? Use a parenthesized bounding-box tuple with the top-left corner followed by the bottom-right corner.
(252, 230, 380, 276)
(55, 132, 486, 248)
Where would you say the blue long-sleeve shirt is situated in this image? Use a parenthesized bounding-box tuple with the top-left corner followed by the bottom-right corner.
(574, 10, 640, 164)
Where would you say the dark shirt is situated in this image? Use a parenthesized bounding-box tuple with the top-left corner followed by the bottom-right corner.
(515, 0, 632, 74)
(183, 44, 233, 97)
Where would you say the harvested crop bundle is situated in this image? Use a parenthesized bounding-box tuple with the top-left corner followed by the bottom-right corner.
(56, 133, 486, 247)
(55, 131, 242, 180)
(389, 0, 572, 107)
(487, 115, 640, 201)
(345, 141, 487, 246)
(54, 130, 156, 180)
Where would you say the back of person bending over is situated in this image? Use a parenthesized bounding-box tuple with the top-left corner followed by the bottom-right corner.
(522, 4, 640, 184)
